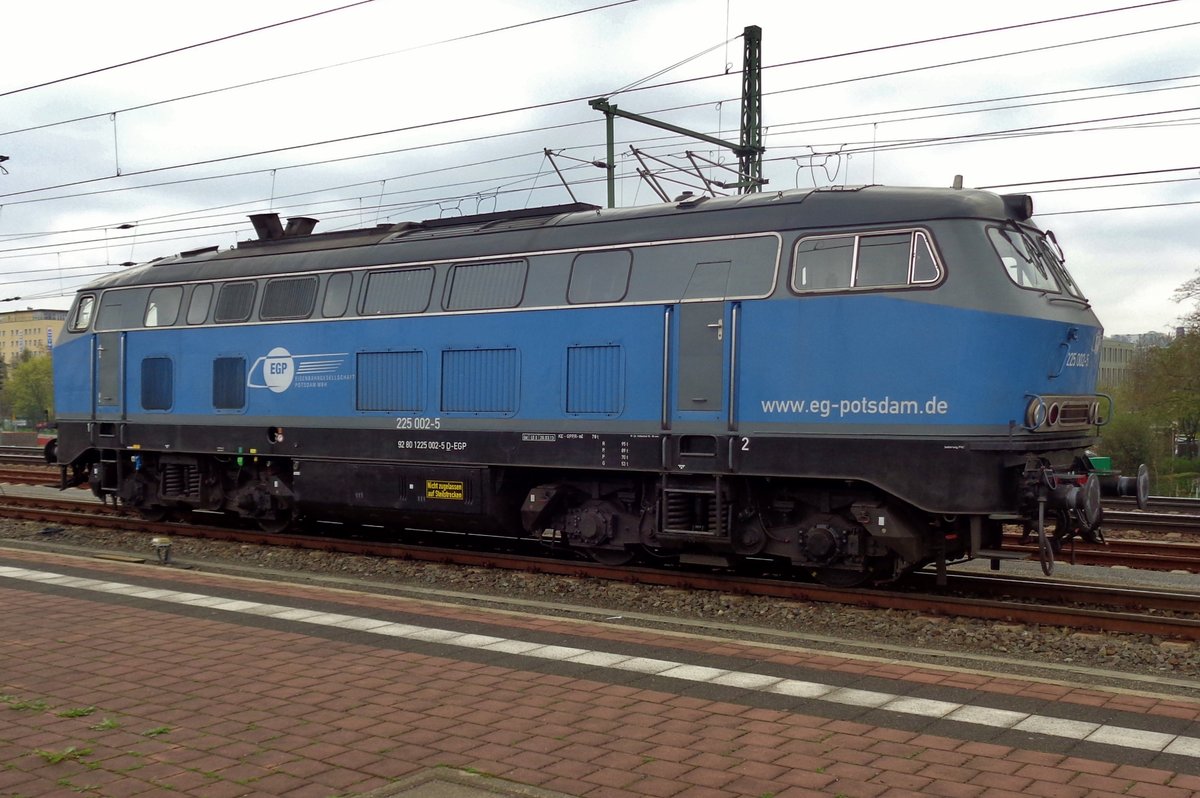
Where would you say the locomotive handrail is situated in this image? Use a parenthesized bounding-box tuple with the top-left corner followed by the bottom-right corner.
(1047, 341, 1069, 379)
(1095, 392, 1114, 427)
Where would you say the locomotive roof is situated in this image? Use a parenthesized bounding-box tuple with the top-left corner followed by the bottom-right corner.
(81, 185, 1027, 291)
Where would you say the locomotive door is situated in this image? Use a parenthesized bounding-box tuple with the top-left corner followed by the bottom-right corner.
(93, 331, 125, 419)
(672, 260, 733, 421)
(676, 301, 726, 412)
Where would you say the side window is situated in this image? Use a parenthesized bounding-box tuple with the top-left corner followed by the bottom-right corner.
(794, 236, 853, 291)
(95, 288, 151, 331)
(261, 276, 317, 321)
(141, 357, 173, 411)
(187, 284, 214, 325)
(683, 261, 731, 299)
(322, 272, 353, 317)
(213, 357, 246, 410)
(69, 295, 96, 332)
(854, 234, 911, 288)
(912, 233, 939, 283)
(793, 230, 942, 293)
(360, 268, 434, 315)
(144, 286, 183, 327)
(568, 251, 631, 304)
(214, 281, 256, 323)
(445, 260, 527, 310)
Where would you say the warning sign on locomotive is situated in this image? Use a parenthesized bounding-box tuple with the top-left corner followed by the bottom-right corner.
(426, 480, 465, 501)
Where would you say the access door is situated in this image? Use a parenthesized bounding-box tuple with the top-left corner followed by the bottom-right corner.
(673, 261, 733, 419)
(93, 331, 125, 418)
(676, 301, 726, 412)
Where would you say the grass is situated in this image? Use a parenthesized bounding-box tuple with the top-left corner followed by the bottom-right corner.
(89, 717, 120, 731)
(57, 706, 97, 718)
(141, 726, 171, 737)
(34, 746, 92, 764)
(3, 695, 49, 712)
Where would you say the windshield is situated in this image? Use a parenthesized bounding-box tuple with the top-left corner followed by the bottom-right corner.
(1033, 231, 1086, 299)
(989, 227, 1057, 292)
(988, 225, 1088, 300)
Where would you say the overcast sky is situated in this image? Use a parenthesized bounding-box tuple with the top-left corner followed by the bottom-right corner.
(1, 0, 1197, 335)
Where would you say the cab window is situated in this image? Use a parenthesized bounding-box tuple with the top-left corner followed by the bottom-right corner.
(792, 230, 941, 292)
(69, 295, 96, 332)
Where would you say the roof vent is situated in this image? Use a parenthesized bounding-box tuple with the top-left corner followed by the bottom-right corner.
(249, 213, 284, 241)
(284, 217, 318, 237)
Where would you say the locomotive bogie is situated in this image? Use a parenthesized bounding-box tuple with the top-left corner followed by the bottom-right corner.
(51, 186, 1129, 582)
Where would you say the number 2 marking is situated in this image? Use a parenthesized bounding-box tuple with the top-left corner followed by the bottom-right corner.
(741, 437, 750, 451)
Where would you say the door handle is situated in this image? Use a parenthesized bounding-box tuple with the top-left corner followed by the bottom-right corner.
(707, 318, 724, 341)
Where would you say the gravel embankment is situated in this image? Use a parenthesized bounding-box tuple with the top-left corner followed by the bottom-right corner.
(2, 518, 1197, 696)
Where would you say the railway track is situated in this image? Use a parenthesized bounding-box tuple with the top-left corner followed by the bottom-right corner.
(1, 490, 1196, 641)
(1000, 533, 1200, 572)
(1104, 509, 1200, 536)
(1108, 495, 1200, 512)
(0, 466, 57, 485)
(0, 445, 47, 465)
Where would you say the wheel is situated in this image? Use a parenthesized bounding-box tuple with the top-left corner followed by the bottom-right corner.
(256, 511, 294, 534)
(585, 547, 635, 566)
(813, 567, 871, 588)
(135, 505, 169, 522)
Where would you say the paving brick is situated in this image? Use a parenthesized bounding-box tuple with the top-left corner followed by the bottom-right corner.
(625, 775, 690, 797)
(922, 781, 987, 798)
(1068, 771, 1138, 792)
(1111, 763, 1175, 784)
(1015, 763, 1076, 784)
(1170, 773, 1200, 791)
(1022, 782, 1090, 798)
(870, 754, 927, 775)
(1126, 782, 1197, 798)
(671, 785, 740, 798)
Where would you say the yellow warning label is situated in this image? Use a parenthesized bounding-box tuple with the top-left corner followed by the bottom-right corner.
(426, 479, 465, 501)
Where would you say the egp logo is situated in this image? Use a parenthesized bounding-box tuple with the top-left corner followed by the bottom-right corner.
(248, 347, 346, 393)
(263, 347, 294, 392)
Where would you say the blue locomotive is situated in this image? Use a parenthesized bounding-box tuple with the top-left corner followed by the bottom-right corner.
(51, 186, 1147, 583)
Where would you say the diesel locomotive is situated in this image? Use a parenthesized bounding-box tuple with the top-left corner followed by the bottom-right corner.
(51, 185, 1147, 584)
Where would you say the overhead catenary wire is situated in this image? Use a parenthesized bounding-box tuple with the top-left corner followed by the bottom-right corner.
(0, 0, 644, 140)
(3, 93, 1198, 260)
(3, 63, 1196, 229)
(4, 71, 1197, 245)
(2, 1, 1195, 301)
(4, 5, 1191, 205)
(0, 0, 378, 100)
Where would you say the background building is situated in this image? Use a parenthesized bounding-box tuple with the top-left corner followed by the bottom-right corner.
(0, 308, 67, 364)
(1099, 337, 1138, 389)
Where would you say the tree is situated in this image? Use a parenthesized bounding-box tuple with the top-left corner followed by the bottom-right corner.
(1, 354, 54, 422)
(1173, 267, 1200, 329)
(1122, 331, 1200, 454)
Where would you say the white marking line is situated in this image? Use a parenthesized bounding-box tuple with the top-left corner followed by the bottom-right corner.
(3, 565, 1197, 758)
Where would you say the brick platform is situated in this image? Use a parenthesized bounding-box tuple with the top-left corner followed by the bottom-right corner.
(1, 546, 1197, 797)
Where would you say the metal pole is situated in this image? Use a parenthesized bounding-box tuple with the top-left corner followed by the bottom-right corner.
(605, 107, 615, 208)
(739, 25, 763, 193)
